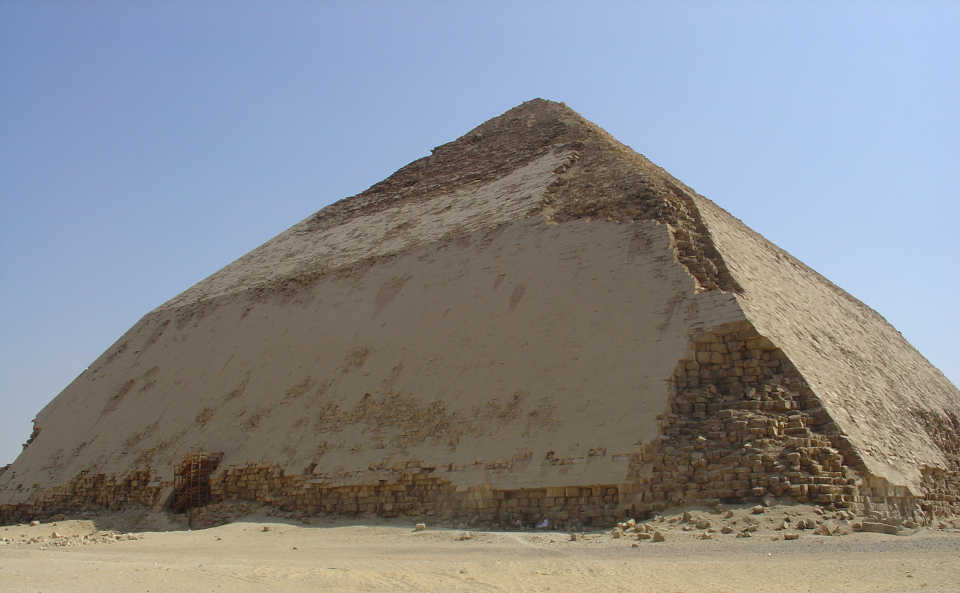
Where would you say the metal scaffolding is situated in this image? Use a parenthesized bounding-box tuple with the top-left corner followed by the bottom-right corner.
(172, 452, 223, 512)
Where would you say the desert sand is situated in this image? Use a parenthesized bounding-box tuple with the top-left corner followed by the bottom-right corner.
(4, 100, 960, 592)
(3, 504, 959, 593)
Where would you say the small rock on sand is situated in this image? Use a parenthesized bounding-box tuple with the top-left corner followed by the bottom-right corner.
(856, 521, 901, 535)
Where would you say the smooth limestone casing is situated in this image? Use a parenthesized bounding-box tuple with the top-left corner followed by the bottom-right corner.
(0, 151, 742, 505)
(4, 220, 740, 500)
(161, 148, 575, 307)
(691, 194, 960, 495)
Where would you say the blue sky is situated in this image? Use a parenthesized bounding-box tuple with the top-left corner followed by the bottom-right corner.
(1, 1, 957, 465)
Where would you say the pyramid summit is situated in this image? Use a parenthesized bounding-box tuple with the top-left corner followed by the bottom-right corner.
(159, 98, 739, 310)
(3, 99, 958, 527)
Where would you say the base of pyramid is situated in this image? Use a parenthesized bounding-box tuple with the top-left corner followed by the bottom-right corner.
(3, 317, 957, 529)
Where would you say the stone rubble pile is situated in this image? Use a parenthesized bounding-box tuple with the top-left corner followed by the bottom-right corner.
(0, 522, 143, 549)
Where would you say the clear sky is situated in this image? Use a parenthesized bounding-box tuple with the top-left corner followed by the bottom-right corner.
(1, 1, 957, 465)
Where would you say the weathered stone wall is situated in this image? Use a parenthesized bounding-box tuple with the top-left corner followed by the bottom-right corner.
(1, 461, 623, 529)
(0, 470, 163, 525)
(618, 319, 960, 522)
(622, 321, 857, 516)
(915, 409, 960, 516)
(204, 464, 621, 528)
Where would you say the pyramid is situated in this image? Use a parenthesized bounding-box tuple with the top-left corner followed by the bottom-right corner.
(2, 99, 958, 527)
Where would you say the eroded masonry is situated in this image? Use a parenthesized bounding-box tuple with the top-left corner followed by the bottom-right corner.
(2, 99, 958, 527)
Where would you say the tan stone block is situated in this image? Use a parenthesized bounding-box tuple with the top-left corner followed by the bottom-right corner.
(746, 336, 775, 350)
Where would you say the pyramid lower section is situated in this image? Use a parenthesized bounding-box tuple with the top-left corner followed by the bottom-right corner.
(3, 215, 958, 527)
(0, 217, 732, 523)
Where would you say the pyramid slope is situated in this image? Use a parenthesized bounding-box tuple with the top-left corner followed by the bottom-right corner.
(2, 100, 958, 525)
(693, 193, 960, 492)
(159, 99, 738, 311)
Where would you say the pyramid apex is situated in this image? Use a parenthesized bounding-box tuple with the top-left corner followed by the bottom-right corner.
(457, 97, 591, 141)
(160, 98, 742, 306)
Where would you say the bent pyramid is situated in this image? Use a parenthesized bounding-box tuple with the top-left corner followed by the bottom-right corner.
(3, 99, 958, 526)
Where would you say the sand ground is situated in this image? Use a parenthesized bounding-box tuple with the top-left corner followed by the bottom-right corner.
(2, 506, 959, 593)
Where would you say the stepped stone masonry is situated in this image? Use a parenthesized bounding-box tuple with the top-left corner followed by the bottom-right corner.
(2, 99, 959, 527)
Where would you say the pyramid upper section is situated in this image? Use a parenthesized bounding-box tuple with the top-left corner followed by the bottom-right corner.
(159, 99, 738, 310)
